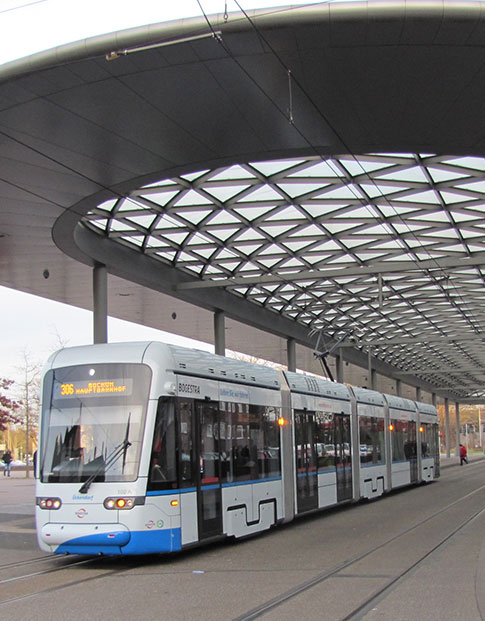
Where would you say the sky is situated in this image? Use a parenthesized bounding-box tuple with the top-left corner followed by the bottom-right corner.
(0, 0, 326, 65)
(0, 285, 213, 384)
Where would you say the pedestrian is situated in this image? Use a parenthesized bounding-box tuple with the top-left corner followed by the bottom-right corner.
(2, 449, 12, 477)
(460, 443, 468, 465)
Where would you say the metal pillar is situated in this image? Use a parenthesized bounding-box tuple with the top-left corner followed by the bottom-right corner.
(336, 349, 344, 384)
(93, 263, 108, 344)
(367, 347, 373, 389)
(455, 402, 460, 457)
(214, 310, 226, 356)
(445, 398, 450, 458)
(287, 338, 296, 372)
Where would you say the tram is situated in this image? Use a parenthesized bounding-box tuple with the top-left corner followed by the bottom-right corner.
(36, 341, 440, 555)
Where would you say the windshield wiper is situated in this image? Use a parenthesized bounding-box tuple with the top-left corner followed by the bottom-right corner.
(78, 417, 132, 494)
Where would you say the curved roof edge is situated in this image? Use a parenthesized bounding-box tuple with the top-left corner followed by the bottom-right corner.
(1, 1, 484, 83)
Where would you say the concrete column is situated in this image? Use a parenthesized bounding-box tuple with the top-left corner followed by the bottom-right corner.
(335, 349, 344, 384)
(445, 398, 450, 458)
(432, 393, 437, 407)
(287, 337, 296, 372)
(396, 379, 402, 397)
(416, 387, 422, 402)
(214, 310, 226, 356)
(371, 368, 377, 391)
(367, 347, 372, 389)
(455, 402, 460, 457)
(93, 263, 108, 344)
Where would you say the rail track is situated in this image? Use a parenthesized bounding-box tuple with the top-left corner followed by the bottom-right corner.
(235, 473, 485, 620)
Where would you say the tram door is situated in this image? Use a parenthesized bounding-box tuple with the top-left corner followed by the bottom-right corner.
(335, 414, 352, 502)
(295, 412, 318, 513)
(195, 401, 222, 540)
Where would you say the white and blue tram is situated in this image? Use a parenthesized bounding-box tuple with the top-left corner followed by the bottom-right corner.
(36, 341, 440, 555)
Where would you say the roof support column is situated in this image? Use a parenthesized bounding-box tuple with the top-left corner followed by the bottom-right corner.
(335, 349, 344, 384)
(367, 348, 376, 390)
(455, 402, 460, 457)
(214, 310, 226, 356)
(287, 338, 296, 372)
(444, 398, 450, 458)
(416, 387, 422, 402)
(93, 263, 107, 344)
(396, 379, 402, 397)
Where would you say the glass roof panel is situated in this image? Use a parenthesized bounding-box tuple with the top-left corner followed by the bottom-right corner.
(85, 152, 485, 399)
(237, 185, 284, 202)
(249, 159, 303, 176)
(203, 185, 252, 201)
(287, 160, 341, 178)
(173, 190, 214, 206)
(208, 165, 257, 181)
(375, 167, 429, 183)
(138, 190, 180, 207)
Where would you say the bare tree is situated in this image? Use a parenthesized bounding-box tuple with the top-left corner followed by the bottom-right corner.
(15, 349, 42, 478)
(228, 350, 284, 369)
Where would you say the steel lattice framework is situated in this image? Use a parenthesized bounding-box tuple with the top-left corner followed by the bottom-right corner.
(84, 153, 485, 400)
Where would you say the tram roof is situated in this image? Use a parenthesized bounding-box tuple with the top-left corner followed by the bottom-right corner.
(2, 1, 485, 402)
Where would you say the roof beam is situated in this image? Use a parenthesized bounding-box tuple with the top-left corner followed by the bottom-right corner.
(395, 367, 485, 376)
(338, 335, 485, 347)
(175, 251, 485, 290)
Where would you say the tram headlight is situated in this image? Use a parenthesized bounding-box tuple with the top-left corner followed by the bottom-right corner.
(37, 497, 62, 510)
(103, 497, 136, 510)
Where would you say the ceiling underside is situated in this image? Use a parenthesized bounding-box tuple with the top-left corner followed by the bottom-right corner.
(2, 1, 485, 402)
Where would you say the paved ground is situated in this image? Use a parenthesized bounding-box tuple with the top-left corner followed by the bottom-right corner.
(0, 456, 483, 619)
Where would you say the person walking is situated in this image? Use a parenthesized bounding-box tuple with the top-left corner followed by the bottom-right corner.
(2, 450, 12, 477)
(460, 443, 468, 465)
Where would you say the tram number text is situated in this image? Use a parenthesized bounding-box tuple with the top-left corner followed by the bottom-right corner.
(60, 383, 75, 396)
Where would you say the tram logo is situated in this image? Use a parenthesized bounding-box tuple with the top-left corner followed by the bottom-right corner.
(75, 508, 88, 519)
(178, 382, 201, 395)
(146, 520, 155, 529)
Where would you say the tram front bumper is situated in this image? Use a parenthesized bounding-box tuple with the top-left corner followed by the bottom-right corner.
(40, 522, 181, 555)
(41, 522, 131, 553)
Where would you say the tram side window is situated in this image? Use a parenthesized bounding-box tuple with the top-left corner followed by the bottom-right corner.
(220, 402, 281, 483)
(359, 416, 384, 465)
(391, 419, 417, 461)
(231, 403, 257, 482)
(391, 420, 408, 462)
(315, 412, 335, 470)
(421, 423, 438, 459)
(257, 405, 281, 479)
(147, 397, 177, 491)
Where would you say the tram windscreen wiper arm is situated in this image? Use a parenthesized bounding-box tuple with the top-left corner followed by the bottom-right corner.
(78, 419, 132, 494)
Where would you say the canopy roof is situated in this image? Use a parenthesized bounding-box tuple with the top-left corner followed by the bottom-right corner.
(2, 1, 485, 402)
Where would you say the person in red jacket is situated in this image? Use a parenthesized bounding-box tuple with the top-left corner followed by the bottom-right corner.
(460, 444, 468, 465)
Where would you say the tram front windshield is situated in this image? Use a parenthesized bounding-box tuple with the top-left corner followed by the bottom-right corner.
(40, 363, 151, 484)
